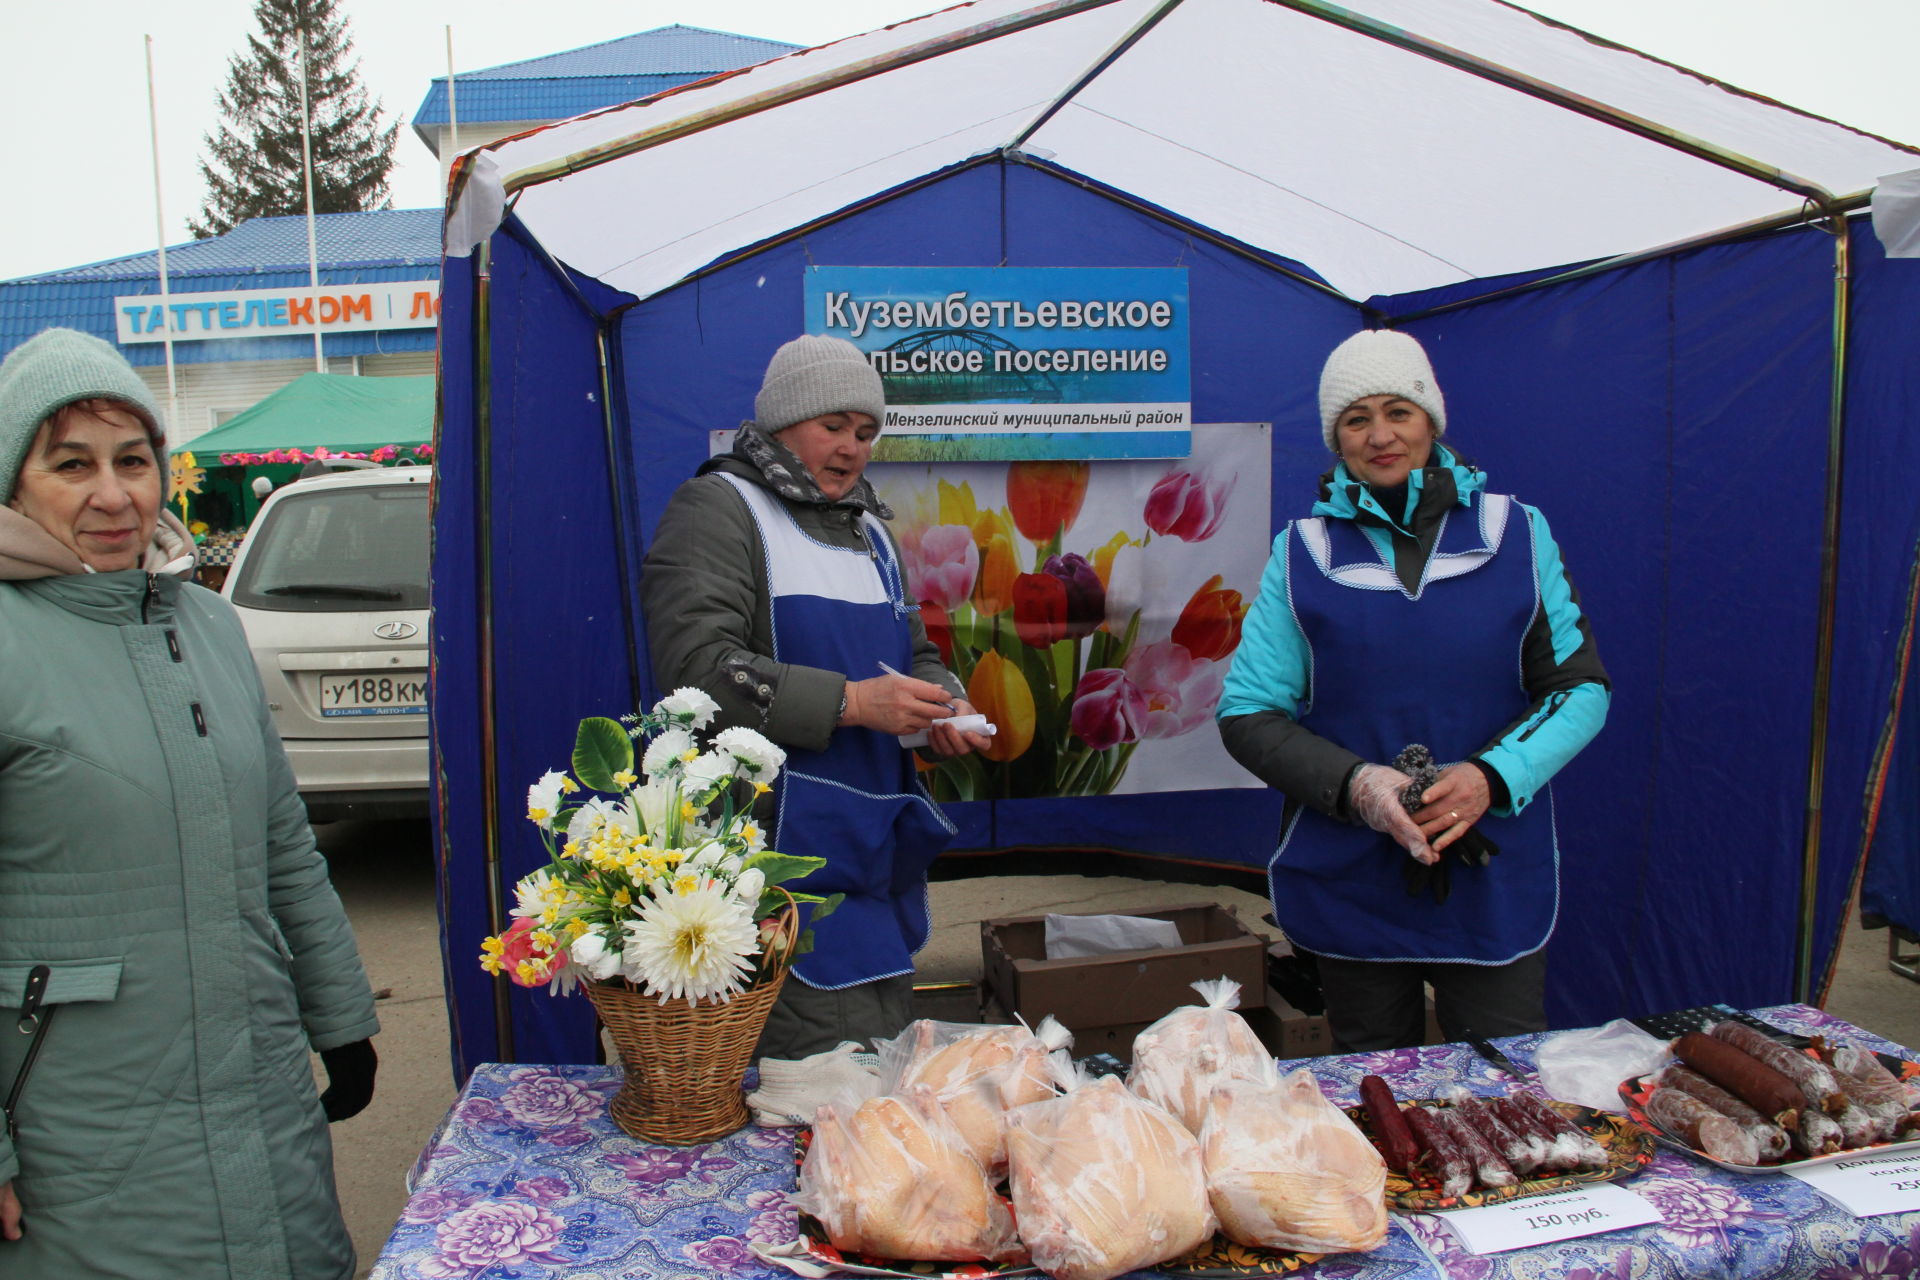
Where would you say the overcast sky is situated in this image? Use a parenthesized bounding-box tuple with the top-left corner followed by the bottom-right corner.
(2, 0, 1916, 283)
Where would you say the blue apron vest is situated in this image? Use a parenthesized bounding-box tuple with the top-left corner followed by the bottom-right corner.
(720, 475, 956, 989)
(1270, 491, 1559, 964)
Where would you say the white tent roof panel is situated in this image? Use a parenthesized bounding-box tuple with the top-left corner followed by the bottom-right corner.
(468, 0, 1920, 304)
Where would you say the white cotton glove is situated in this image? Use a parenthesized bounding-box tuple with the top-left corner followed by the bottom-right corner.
(1347, 763, 1437, 865)
(746, 1042, 881, 1127)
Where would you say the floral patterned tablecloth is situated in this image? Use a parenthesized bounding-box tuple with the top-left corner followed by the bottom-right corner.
(369, 1005, 1920, 1280)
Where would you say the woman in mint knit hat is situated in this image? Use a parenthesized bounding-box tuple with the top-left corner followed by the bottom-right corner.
(0, 328, 379, 1278)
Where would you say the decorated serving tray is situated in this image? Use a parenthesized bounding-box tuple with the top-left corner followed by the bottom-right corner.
(1620, 1067, 1920, 1175)
(1347, 1097, 1655, 1212)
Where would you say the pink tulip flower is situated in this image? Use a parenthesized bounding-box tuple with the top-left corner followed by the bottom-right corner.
(1124, 640, 1226, 739)
(1069, 667, 1149, 752)
(900, 524, 979, 611)
(1145, 466, 1236, 542)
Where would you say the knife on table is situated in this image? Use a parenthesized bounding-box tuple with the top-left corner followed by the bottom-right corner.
(1465, 1034, 1534, 1083)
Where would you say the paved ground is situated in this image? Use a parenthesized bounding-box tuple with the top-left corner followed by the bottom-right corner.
(314, 819, 1920, 1277)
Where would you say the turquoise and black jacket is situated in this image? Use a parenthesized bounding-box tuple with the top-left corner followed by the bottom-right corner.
(1217, 445, 1607, 961)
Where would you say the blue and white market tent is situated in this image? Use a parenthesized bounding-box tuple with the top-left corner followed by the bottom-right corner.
(428, 0, 1920, 1076)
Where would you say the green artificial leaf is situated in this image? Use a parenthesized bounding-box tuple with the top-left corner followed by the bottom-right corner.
(808, 891, 845, 923)
(571, 717, 633, 792)
(741, 851, 827, 886)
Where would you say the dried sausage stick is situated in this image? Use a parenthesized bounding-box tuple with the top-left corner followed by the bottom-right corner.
(1645, 1088, 1762, 1165)
(1671, 1033, 1803, 1130)
(1509, 1091, 1610, 1171)
(1442, 1087, 1538, 1177)
(1431, 1101, 1517, 1188)
(1403, 1103, 1474, 1198)
(1359, 1075, 1421, 1175)
(1791, 1106, 1844, 1158)
(1653, 1066, 1791, 1161)
(1709, 1021, 1847, 1115)
(1822, 1041, 1911, 1111)
(1488, 1095, 1557, 1172)
(1833, 1101, 1885, 1148)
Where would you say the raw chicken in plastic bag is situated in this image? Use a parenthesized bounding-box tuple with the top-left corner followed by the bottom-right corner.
(1005, 1072, 1217, 1280)
(794, 1084, 1025, 1263)
(1129, 977, 1276, 1134)
(1200, 1071, 1388, 1253)
(875, 1016, 1073, 1177)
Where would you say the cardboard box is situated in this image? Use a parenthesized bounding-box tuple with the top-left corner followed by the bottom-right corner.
(980, 903, 1266, 1061)
(1243, 987, 1331, 1062)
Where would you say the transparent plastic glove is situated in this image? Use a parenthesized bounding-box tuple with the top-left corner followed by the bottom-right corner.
(1347, 765, 1436, 865)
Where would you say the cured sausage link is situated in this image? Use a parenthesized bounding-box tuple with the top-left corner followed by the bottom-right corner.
(1709, 1021, 1847, 1116)
(1402, 1103, 1474, 1198)
(1431, 1102, 1517, 1188)
(1670, 1033, 1803, 1130)
(1653, 1065, 1791, 1161)
(1488, 1095, 1557, 1172)
(1646, 1088, 1762, 1165)
(1442, 1087, 1537, 1176)
(1509, 1091, 1610, 1171)
(1358, 1075, 1420, 1174)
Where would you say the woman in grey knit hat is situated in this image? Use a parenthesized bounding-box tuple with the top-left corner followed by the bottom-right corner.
(641, 335, 989, 1071)
(0, 328, 379, 1278)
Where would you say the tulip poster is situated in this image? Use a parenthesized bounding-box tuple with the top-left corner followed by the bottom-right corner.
(869, 423, 1270, 799)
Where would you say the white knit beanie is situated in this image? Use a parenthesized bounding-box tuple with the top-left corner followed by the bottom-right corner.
(752, 335, 886, 435)
(1317, 329, 1446, 450)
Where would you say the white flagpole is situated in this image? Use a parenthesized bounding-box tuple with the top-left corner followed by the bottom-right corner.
(446, 25, 460, 157)
(143, 35, 180, 435)
(298, 27, 324, 373)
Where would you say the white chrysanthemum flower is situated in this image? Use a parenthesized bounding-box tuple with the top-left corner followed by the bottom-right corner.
(566, 796, 637, 845)
(682, 751, 734, 796)
(711, 726, 786, 782)
(655, 687, 720, 730)
(620, 883, 758, 1003)
(569, 928, 622, 981)
(642, 727, 695, 778)
(526, 770, 569, 828)
(732, 866, 766, 906)
(511, 869, 564, 919)
(687, 839, 730, 869)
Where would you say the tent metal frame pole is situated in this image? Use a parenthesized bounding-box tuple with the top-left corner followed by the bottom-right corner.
(500, 0, 1125, 193)
(1004, 0, 1188, 153)
(1262, 0, 1835, 207)
(1386, 193, 1871, 324)
(595, 323, 646, 706)
(1796, 213, 1853, 1004)
(472, 239, 515, 1061)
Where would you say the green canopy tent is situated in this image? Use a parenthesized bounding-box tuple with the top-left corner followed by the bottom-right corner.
(171, 373, 435, 531)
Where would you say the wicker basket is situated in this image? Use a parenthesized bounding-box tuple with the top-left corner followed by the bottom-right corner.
(582, 898, 799, 1145)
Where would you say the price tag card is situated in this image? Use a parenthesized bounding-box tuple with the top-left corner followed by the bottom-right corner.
(1423, 1184, 1663, 1255)
(1788, 1149, 1920, 1217)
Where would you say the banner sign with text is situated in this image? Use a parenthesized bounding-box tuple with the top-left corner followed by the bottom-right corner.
(805, 266, 1191, 461)
(115, 282, 441, 344)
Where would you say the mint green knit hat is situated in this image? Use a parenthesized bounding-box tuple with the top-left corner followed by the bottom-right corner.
(0, 327, 162, 501)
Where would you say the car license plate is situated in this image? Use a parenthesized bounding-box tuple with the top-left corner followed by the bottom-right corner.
(319, 672, 427, 717)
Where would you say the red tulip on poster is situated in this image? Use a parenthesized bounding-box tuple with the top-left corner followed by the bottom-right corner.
(1011, 572, 1068, 648)
(1069, 667, 1149, 751)
(1007, 460, 1089, 544)
(1172, 575, 1249, 661)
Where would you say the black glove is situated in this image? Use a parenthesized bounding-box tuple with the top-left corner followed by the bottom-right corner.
(319, 1039, 378, 1122)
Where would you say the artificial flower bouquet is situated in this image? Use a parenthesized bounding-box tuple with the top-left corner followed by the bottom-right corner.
(480, 687, 839, 1006)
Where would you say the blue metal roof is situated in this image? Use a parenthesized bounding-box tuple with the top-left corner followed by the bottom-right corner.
(1, 210, 442, 365)
(413, 25, 797, 130)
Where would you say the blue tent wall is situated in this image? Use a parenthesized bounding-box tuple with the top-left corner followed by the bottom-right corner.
(433, 217, 638, 1076)
(436, 157, 1902, 1075)
(1850, 234, 1920, 945)
(1380, 230, 1839, 1022)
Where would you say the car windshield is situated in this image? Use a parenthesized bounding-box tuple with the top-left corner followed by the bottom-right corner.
(229, 483, 430, 612)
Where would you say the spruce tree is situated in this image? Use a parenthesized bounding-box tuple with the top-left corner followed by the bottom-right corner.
(190, 0, 397, 239)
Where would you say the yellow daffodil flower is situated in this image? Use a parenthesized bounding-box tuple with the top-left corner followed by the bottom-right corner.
(752, 781, 771, 796)
(560, 776, 579, 793)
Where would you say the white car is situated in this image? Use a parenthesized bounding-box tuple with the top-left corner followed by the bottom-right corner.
(222, 465, 432, 821)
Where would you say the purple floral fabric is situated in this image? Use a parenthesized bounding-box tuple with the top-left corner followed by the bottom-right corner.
(371, 1008, 1920, 1279)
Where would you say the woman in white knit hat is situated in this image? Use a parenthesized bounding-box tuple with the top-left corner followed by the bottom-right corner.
(1216, 329, 1609, 1050)
(641, 335, 989, 1071)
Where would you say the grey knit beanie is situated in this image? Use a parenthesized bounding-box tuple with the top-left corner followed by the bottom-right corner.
(752, 335, 886, 435)
(0, 328, 162, 500)
(1317, 329, 1446, 450)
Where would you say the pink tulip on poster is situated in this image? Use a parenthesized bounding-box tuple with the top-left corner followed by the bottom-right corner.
(1144, 466, 1236, 542)
(1069, 667, 1149, 751)
(1124, 640, 1226, 739)
(901, 524, 979, 610)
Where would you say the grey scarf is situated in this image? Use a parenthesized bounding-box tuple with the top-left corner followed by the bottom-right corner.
(732, 425, 893, 520)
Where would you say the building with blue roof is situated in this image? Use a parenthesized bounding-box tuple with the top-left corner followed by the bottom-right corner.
(0, 25, 791, 447)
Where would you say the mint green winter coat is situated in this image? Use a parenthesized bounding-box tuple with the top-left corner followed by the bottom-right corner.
(0, 511, 379, 1278)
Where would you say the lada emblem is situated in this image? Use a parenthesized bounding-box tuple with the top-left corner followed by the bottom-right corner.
(373, 620, 419, 640)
